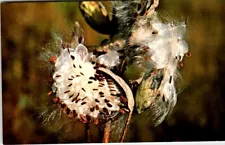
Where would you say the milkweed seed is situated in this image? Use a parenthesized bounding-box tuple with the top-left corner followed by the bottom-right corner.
(64, 90, 70, 94)
(95, 99, 100, 103)
(69, 94, 74, 98)
(70, 55, 75, 60)
(81, 102, 87, 105)
(106, 103, 112, 107)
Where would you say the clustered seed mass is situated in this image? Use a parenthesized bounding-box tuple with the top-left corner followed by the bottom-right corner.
(51, 44, 129, 124)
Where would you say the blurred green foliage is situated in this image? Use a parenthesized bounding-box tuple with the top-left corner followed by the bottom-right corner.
(2, 0, 225, 143)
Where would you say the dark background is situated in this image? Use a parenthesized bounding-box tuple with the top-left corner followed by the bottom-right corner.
(2, 0, 225, 143)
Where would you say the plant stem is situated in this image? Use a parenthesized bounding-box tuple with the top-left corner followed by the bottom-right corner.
(120, 111, 132, 142)
(102, 120, 111, 143)
(85, 123, 91, 143)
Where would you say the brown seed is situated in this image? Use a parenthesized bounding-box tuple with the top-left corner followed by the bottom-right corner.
(185, 51, 191, 57)
(157, 93, 161, 98)
(102, 107, 109, 115)
(68, 110, 74, 118)
(152, 31, 158, 35)
(80, 115, 87, 123)
(72, 97, 77, 102)
(78, 36, 83, 44)
(110, 89, 116, 92)
(75, 98, 81, 103)
(93, 65, 99, 69)
(119, 109, 126, 114)
(69, 94, 74, 98)
(59, 103, 66, 109)
(104, 99, 110, 103)
(94, 118, 99, 125)
(108, 85, 114, 89)
(162, 95, 166, 102)
(63, 106, 68, 114)
(95, 105, 99, 110)
(142, 46, 150, 52)
(67, 47, 70, 53)
(119, 108, 129, 114)
(47, 91, 52, 96)
(106, 103, 112, 108)
(107, 81, 113, 85)
(66, 108, 71, 115)
(90, 107, 95, 112)
(169, 76, 172, 84)
(178, 61, 184, 68)
(89, 76, 97, 81)
(64, 90, 70, 94)
(81, 102, 87, 105)
(49, 56, 57, 64)
(110, 93, 117, 97)
(98, 85, 104, 88)
(95, 99, 100, 103)
(52, 97, 59, 104)
(179, 56, 182, 61)
(120, 95, 128, 103)
(70, 55, 75, 60)
(82, 88, 86, 92)
(80, 72, 84, 76)
(56, 75, 61, 78)
(82, 97, 87, 101)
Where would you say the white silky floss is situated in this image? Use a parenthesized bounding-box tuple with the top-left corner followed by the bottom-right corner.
(149, 14, 188, 107)
(133, 12, 189, 122)
(132, 13, 189, 69)
(97, 50, 121, 69)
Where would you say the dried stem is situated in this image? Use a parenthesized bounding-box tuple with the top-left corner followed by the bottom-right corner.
(85, 123, 91, 143)
(102, 120, 111, 143)
(120, 111, 133, 142)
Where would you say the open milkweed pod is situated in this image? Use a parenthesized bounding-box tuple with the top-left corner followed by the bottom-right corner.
(127, 12, 189, 70)
(127, 2, 190, 126)
(50, 42, 134, 141)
